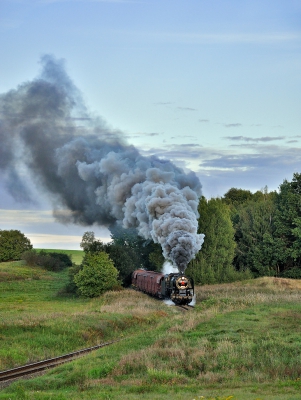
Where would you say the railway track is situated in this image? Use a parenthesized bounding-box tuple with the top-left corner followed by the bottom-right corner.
(177, 304, 194, 311)
(0, 340, 119, 386)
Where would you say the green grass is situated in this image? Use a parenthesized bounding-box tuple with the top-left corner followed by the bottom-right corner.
(1, 263, 301, 399)
(36, 249, 84, 265)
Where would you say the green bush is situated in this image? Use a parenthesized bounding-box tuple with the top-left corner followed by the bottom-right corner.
(22, 249, 72, 271)
(47, 252, 72, 267)
(65, 264, 82, 294)
(0, 230, 32, 262)
(281, 267, 301, 279)
(74, 252, 119, 297)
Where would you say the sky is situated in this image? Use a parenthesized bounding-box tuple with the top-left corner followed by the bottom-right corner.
(0, 0, 300, 249)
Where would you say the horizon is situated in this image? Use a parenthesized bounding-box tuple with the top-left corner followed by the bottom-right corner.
(1, 0, 300, 249)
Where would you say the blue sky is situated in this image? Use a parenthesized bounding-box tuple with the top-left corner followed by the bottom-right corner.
(0, 0, 300, 249)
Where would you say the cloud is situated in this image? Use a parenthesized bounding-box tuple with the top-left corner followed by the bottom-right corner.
(0, 208, 111, 249)
(199, 119, 209, 123)
(177, 107, 197, 111)
(0, 210, 53, 225)
(170, 135, 196, 139)
(225, 135, 286, 142)
(145, 132, 160, 137)
(140, 143, 204, 161)
(124, 131, 161, 140)
(224, 123, 242, 128)
(136, 139, 301, 198)
(26, 233, 85, 249)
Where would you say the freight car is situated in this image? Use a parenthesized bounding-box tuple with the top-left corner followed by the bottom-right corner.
(131, 269, 194, 305)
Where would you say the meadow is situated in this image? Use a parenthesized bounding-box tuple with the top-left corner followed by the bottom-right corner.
(0, 260, 301, 399)
(36, 249, 84, 266)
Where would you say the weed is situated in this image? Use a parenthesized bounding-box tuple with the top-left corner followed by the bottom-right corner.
(1, 268, 301, 399)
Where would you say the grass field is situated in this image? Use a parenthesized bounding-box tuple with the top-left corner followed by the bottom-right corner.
(37, 249, 84, 265)
(0, 261, 301, 399)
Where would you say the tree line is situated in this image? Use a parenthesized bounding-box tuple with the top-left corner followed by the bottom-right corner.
(190, 172, 301, 284)
(1, 172, 301, 296)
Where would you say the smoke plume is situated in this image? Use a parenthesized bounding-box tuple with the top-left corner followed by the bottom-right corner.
(0, 55, 204, 272)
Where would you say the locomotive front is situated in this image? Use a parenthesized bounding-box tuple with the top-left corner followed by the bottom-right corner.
(165, 273, 194, 305)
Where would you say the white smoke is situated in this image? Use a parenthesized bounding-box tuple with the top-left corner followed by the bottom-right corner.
(0, 55, 205, 271)
(162, 261, 178, 275)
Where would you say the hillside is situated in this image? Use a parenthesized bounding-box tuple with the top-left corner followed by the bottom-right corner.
(0, 262, 301, 399)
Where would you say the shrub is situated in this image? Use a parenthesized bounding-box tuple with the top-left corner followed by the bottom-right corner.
(65, 264, 82, 294)
(21, 250, 72, 271)
(281, 267, 301, 279)
(0, 230, 32, 262)
(74, 252, 119, 297)
(22, 249, 39, 267)
(47, 252, 72, 267)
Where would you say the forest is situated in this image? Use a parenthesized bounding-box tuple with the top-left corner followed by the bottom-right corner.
(1, 172, 301, 292)
(187, 172, 301, 284)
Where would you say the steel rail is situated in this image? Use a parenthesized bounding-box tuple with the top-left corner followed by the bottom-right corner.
(176, 304, 194, 311)
(0, 340, 119, 383)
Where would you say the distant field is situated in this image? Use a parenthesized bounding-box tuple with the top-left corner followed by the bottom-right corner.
(1, 263, 301, 399)
(37, 248, 84, 265)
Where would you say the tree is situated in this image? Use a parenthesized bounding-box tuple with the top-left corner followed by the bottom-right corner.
(106, 243, 140, 286)
(147, 242, 165, 271)
(79, 228, 165, 287)
(80, 231, 96, 252)
(223, 188, 253, 206)
(272, 173, 301, 275)
(186, 197, 247, 284)
(109, 224, 163, 272)
(233, 195, 278, 276)
(0, 230, 32, 262)
(74, 252, 119, 297)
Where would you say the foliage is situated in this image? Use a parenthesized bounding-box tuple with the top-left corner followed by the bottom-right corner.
(1, 271, 301, 399)
(273, 173, 301, 273)
(74, 252, 119, 297)
(80, 231, 107, 254)
(223, 187, 253, 206)
(22, 249, 72, 271)
(80, 231, 96, 252)
(21, 249, 39, 267)
(47, 251, 72, 267)
(0, 229, 32, 262)
(109, 224, 162, 271)
(230, 174, 301, 278)
(106, 242, 140, 286)
(80, 227, 164, 287)
(233, 193, 278, 276)
(281, 267, 301, 279)
(147, 242, 165, 270)
(65, 263, 82, 294)
(186, 197, 249, 284)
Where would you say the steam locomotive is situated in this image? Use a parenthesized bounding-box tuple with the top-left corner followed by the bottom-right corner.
(131, 269, 194, 305)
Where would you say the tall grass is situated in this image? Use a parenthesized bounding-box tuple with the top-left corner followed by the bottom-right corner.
(1, 264, 301, 399)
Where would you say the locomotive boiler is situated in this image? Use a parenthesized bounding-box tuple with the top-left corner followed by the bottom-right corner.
(131, 269, 194, 305)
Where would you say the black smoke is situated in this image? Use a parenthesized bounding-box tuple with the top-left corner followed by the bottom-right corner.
(0, 55, 204, 271)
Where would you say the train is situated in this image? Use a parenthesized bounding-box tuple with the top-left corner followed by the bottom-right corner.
(131, 269, 194, 305)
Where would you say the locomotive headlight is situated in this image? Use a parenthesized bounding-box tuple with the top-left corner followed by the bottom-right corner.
(176, 276, 189, 289)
